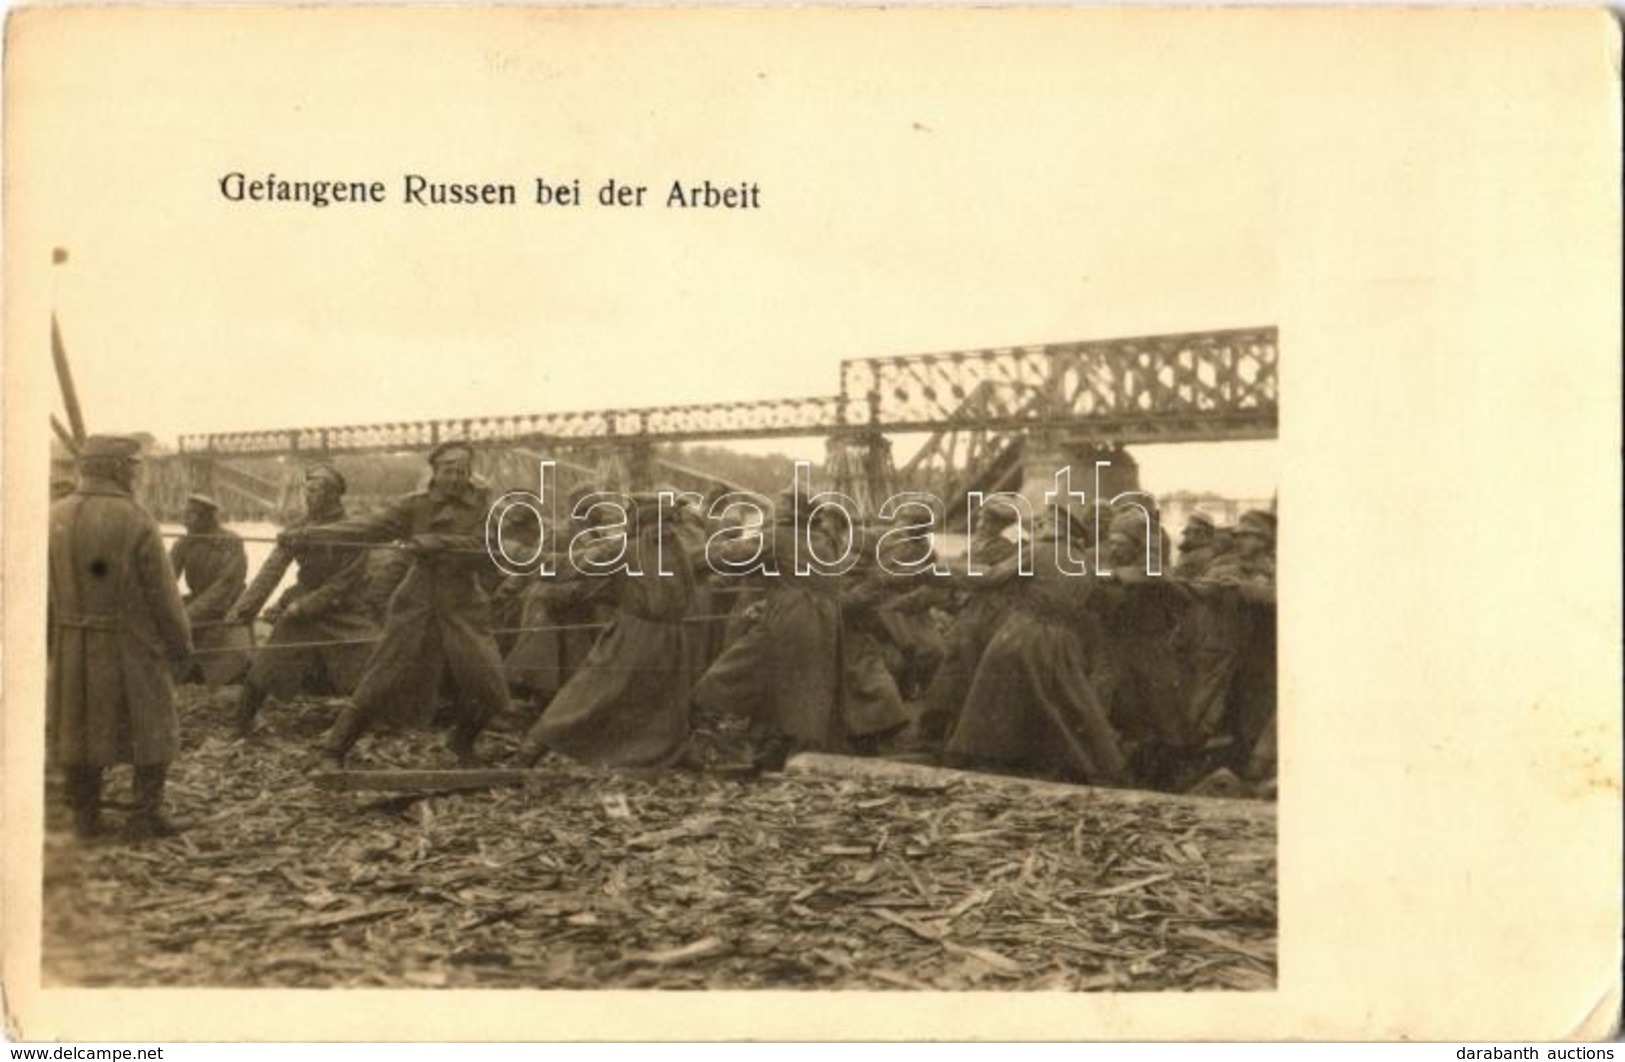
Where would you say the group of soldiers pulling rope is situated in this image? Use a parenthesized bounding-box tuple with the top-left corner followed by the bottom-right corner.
(47, 435, 1276, 842)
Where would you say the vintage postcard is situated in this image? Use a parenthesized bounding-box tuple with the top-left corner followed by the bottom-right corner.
(3, 5, 1619, 1043)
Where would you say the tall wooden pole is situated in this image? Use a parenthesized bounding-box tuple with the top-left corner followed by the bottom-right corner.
(51, 313, 86, 445)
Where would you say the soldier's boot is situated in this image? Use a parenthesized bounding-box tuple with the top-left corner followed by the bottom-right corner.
(446, 709, 487, 767)
(446, 728, 479, 767)
(127, 764, 181, 840)
(749, 733, 795, 772)
(322, 704, 366, 770)
(511, 712, 550, 768)
(234, 681, 267, 739)
(910, 698, 953, 753)
(65, 767, 107, 840)
(1242, 717, 1276, 786)
(513, 720, 552, 769)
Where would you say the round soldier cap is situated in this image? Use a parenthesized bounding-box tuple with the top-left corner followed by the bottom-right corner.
(1236, 509, 1276, 540)
(185, 492, 222, 511)
(1109, 507, 1151, 538)
(974, 504, 1020, 529)
(427, 440, 475, 467)
(303, 461, 347, 491)
(79, 434, 143, 460)
(1185, 511, 1216, 532)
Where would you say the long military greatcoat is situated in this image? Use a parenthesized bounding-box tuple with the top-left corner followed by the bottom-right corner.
(691, 522, 845, 752)
(1090, 563, 1195, 756)
(306, 483, 511, 728)
(235, 503, 377, 700)
(48, 477, 193, 767)
(837, 555, 912, 739)
(502, 523, 618, 699)
(525, 528, 698, 767)
(1195, 551, 1276, 776)
(169, 524, 249, 683)
(946, 539, 1128, 786)
(170, 526, 247, 622)
(915, 532, 1019, 743)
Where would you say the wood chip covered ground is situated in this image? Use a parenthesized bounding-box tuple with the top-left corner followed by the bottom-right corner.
(43, 688, 1276, 990)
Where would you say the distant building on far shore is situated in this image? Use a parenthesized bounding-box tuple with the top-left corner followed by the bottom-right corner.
(1158, 489, 1276, 534)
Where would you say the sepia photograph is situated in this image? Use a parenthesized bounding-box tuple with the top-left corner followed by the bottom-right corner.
(36, 328, 1281, 993)
(3, 5, 1618, 1043)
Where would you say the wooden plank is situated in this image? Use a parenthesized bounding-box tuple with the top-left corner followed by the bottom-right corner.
(311, 768, 543, 793)
(51, 315, 87, 444)
(311, 764, 676, 793)
(781, 753, 1274, 822)
(50, 415, 80, 454)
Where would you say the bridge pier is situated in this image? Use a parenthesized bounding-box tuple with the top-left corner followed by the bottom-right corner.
(626, 442, 655, 491)
(1018, 436, 1142, 514)
(826, 432, 897, 520)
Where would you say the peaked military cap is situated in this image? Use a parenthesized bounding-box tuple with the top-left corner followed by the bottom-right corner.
(1109, 506, 1153, 538)
(1236, 509, 1276, 540)
(304, 461, 347, 491)
(427, 440, 476, 467)
(974, 502, 1021, 528)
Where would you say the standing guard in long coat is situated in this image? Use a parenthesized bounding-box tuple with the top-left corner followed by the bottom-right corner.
(286, 442, 513, 767)
(226, 461, 378, 737)
(944, 502, 1128, 787)
(48, 435, 193, 839)
(168, 493, 247, 684)
(691, 489, 846, 767)
(515, 494, 700, 768)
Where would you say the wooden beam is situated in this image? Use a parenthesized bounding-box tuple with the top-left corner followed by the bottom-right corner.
(50, 415, 80, 454)
(311, 764, 671, 794)
(782, 753, 1273, 821)
(51, 314, 86, 444)
(312, 768, 545, 794)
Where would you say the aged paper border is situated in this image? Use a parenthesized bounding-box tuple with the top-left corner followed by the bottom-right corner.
(4, 5, 1621, 1042)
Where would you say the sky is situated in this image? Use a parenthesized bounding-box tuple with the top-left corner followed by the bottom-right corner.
(19, 10, 1290, 497)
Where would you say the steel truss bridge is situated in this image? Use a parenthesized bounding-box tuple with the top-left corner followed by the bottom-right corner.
(145, 326, 1277, 521)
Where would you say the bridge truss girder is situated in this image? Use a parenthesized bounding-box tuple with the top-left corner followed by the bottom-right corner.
(153, 326, 1276, 520)
(175, 326, 1276, 458)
